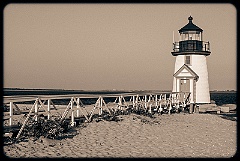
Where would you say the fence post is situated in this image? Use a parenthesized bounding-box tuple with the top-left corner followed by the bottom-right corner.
(77, 98, 80, 117)
(135, 94, 140, 110)
(99, 96, 103, 115)
(119, 96, 122, 111)
(168, 100, 172, 115)
(148, 95, 151, 102)
(9, 102, 13, 126)
(133, 95, 135, 107)
(35, 98, 39, 121)
(159, 94, 163, 113)
(47, 99, 51, 120)
(144, 95, 147, 109)
(70, 97, 75, 126)
(149, 104, 152, 114)
(155, 95, 158, 108)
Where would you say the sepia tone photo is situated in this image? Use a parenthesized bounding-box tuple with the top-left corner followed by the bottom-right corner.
(3, 3, 237, 158)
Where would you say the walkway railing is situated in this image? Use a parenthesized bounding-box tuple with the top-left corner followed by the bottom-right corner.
(172, 40, 210, 52)
(3, 92, 191, 139)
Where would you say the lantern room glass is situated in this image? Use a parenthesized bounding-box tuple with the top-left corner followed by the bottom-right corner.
(180, 31, 202, 41)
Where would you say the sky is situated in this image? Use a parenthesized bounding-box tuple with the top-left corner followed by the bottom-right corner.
(4, 3, 236, 91)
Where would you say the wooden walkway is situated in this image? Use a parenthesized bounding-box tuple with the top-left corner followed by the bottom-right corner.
(3, 92, 191, 140)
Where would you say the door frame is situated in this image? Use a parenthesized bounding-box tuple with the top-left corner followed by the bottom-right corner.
(180, 78, 190, 93)
(175, 77, 196, 104)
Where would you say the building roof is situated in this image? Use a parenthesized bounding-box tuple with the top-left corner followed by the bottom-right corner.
(179, 16, 203, 33)
(173, 64, 199, 81)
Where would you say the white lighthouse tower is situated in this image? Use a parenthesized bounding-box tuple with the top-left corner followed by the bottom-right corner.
(172, 16, 211, 105)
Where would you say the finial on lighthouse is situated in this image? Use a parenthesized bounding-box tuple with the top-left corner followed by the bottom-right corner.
(188, 16, 193, 22)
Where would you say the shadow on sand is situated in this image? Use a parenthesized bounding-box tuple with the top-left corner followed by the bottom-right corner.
(219, 113, 237, 121)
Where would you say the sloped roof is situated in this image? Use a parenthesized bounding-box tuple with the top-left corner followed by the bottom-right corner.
(173, 64, 199, 80)
(179, 16, 203, 33)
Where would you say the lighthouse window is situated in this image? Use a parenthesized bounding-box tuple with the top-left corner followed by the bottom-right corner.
(185, 56, 191, 65)
(197, 34, 200, 40)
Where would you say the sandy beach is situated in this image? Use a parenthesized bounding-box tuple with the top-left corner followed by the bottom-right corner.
(3, 109, 237, 158)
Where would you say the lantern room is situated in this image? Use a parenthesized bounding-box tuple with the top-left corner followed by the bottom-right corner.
(172, 16, 210, 56)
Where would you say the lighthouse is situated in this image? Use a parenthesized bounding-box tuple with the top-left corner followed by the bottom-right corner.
(172, 16, 211, 105)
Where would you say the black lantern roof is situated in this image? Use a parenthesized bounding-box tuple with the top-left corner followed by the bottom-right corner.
(179, 16, 203, 33)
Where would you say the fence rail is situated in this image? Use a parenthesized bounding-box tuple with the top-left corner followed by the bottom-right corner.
(3, 92, 191, 140)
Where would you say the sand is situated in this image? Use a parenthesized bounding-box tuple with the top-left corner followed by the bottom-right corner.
(3, 110, 237, 158)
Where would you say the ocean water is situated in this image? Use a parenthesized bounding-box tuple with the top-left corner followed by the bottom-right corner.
(210, 92, 236, 106)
